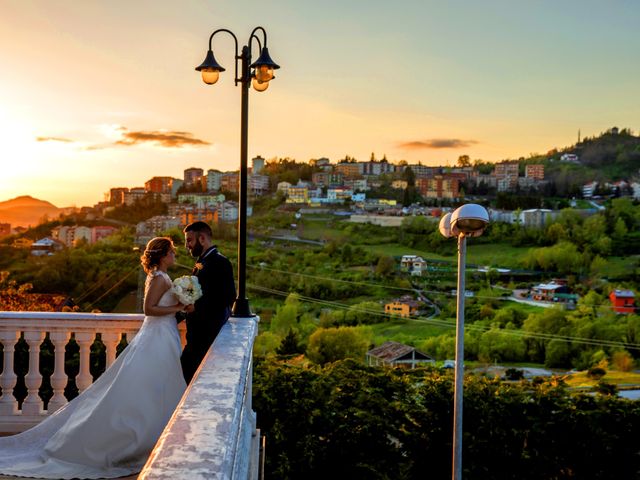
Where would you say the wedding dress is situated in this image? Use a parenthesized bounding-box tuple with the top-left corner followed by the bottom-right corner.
(0, 271, 187, 479)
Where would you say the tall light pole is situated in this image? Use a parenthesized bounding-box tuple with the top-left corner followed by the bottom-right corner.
(439, 203, 489, 480)
(195, 27, 280, 318)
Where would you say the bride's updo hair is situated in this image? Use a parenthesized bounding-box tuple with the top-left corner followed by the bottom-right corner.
(140, 237, 175, 274)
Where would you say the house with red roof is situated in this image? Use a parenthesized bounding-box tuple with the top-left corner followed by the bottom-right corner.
(609, 289, 635, 314)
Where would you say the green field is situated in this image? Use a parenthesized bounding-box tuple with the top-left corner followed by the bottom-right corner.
(368, 318, 453, 346)
(564, 370, 640, 389)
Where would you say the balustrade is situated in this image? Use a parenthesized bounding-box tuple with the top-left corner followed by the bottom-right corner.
(0, 312, 260, 479)
(0, 312, 183, 433)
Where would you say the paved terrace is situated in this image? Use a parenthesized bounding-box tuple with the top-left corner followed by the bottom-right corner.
(0, 312, 260, 479)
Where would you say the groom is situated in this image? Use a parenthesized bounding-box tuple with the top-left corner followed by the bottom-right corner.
(180, 221, 236, 383)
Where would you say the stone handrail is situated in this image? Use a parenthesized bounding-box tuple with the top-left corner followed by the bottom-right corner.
(140, 316, 260, 480)
(0, 312, 260, 479)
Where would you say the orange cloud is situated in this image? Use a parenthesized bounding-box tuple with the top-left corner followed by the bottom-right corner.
(398, 138, 479, 149)
(115, 130, 210, 148)
(36, 136, 73, 143)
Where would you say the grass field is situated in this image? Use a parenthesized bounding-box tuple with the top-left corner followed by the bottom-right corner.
(564, 370, 640, 389)
(368, 318, 453, 346)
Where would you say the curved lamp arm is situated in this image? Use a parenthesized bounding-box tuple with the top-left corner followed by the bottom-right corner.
(208, 28, 240, 84)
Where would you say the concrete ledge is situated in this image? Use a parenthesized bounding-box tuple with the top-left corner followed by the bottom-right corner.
(139, 316, 259, 480)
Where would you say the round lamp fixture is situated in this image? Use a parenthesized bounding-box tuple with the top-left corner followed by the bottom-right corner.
(450, 204, 489, 237)
(250, 47, 280, 82)
(195, 50, 226, 85)
(439, 212, 453, 238)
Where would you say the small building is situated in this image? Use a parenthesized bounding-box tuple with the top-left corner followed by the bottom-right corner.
(609, 289, 636, 314)
(531, 282, 569, 301)
(366, 341, 434, 369)
(286, 185, 309, 204)
(384, 296, 421, 318)
(582, 181, 598, 198)
(30, 237, 64, 256)
(530, 281, 578, 306)
(400, 255, 427, 276)
(12, 237, 33, 249)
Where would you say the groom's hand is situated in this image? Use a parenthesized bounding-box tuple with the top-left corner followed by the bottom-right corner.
(184, 304, 195, 313)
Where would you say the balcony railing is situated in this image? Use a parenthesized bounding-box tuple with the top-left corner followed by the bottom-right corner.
(0, 311, 260, 479)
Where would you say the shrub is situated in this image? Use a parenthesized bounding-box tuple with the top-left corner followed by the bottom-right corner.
(587, 366, 607, 380)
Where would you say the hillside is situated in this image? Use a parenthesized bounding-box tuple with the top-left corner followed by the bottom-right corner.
(0, 196, 63, 228)
(515, 127, 640, 196)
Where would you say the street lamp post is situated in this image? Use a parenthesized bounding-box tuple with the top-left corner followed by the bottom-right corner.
(195, 27, 280, 318)
(439, 204, 489, 480)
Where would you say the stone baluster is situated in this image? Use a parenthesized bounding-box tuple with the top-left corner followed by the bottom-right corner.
(22, 330, 47, 415)
(101, 331, 121, 368)
(48, 330, 71, 413)
(74, 331, 95, 392)
(0, 330, 20, 415)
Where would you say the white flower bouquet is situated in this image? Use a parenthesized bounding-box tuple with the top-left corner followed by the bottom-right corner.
(171, 275, 203, 305)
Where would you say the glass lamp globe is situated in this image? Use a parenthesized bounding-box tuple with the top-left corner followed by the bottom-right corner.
(201, 68, 220, 85)
(252, 77, 269, 92)
(255, 65, 274, 83)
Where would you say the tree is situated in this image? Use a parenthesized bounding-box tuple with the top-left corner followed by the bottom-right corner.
(276, 329, 304, 356)
(270, 293, 301, 335)
(457, 155, 471, 167)
(306, 327, 370, 365)
(375, 255, 395, 278)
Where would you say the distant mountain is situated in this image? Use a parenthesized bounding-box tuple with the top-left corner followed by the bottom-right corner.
(0, 196, 63, 228)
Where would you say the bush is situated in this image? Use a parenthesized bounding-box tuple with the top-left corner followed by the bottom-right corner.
(505, 368, 525, 381)
(587, 366, 607, 380)
(253, 359, 640, 479)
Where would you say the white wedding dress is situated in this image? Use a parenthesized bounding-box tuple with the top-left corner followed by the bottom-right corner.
(0, 271, 187, 479)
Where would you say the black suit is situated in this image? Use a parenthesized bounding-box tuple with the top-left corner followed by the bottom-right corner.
(180, 246, 236, 383)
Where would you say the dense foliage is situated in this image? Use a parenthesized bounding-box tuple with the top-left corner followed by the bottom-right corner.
(253, 359, 640, 479)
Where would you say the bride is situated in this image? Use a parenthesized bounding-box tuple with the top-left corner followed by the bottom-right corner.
(0, 237, 188, 479)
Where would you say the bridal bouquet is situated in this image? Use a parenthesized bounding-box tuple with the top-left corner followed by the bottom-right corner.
(172, 275, 203, 305)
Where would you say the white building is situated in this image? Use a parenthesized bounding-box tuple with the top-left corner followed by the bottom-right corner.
(52, 225, 92, 247)
(583, 181, 598, 198)
(519, 209, 555, 228)
(123, 188, 146, 206)
(560, 153, 580, 163)
(327, 187, 353, 203)
(251, 156, 265, 174)
(400, 255, 427, 276)
(277, 181, 292, 195)
(136, 216, 182, 236)
(177, 193, 225, 209)
(205, 170, 223, 192)
(249, 174, 270, 195)
(218, 201, 252, 222)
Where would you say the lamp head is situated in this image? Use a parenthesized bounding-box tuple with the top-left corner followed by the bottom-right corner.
(252, 73, 270, 92)
(438, 213, 453, 238)
(450, 204, 489, 237)
(195, 50, 226, 85)
(250, 47, 280, 83)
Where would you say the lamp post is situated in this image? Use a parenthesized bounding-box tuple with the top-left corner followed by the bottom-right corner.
(195, 27, 280, 318)
(439, 203, 489, 480)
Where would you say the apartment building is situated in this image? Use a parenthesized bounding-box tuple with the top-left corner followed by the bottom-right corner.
(416, 175, 460, 199)
(144, 176, 174, 194)
(525, 164, 545, 180)
(184, 167, 204, 187)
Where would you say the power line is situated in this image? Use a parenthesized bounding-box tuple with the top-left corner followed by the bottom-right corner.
(74, 254, 136, 302)
(246, 263, 631, 311)
(247, 284, 640, 351)
(86, 266, 138, 309)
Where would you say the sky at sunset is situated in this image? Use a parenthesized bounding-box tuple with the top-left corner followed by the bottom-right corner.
(1, 0, 639, 207)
